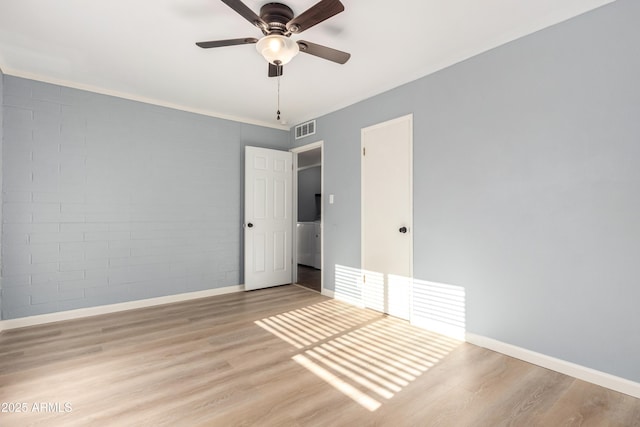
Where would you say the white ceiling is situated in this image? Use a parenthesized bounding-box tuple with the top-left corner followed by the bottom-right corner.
(0, 0, 614, 130)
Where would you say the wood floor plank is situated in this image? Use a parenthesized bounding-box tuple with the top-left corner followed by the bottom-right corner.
(1, 285, 638, 426)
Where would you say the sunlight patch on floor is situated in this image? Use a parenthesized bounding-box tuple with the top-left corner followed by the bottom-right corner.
(255, 299, 462, 411)
(292, 354, 382, 412)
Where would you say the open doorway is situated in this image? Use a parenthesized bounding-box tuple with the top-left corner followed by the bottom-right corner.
(291, 142, 323, 293)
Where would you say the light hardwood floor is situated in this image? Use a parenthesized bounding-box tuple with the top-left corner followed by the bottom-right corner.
(1, 285, 638, 426)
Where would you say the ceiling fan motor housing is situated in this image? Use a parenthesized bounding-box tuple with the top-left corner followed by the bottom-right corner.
(260, 3, 295, 35)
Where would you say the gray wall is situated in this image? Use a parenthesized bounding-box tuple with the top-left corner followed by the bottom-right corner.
(293, 0, 640, 382)
(298, 166, 321, 222)
(1, 76, 289, 319)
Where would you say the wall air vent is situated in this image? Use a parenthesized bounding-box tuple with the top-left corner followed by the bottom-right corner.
(294, 120, 316, 140)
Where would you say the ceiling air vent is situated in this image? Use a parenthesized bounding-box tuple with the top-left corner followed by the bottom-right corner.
(295, 120, 316, 140)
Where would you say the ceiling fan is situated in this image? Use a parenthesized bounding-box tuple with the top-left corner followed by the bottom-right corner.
(196, 0, 351, 77)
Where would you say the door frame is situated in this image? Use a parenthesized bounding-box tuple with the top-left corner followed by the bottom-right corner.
(360, 114, 413, 316)
(290, 140, 324, 294)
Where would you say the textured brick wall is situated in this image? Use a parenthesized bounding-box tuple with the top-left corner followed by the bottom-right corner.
(1, 76, 289, 319)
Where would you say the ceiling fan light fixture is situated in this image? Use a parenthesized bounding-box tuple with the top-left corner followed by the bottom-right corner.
(256, 34, 299, 65)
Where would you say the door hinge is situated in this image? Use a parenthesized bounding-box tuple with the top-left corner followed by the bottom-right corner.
(363, 274, 366, 284)
(363, 147, 366, 156)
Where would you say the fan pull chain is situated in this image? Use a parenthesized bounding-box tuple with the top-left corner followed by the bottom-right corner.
(276, 75, 281, 121)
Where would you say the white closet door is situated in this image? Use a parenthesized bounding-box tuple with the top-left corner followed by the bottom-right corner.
(361, 114, 413, 319)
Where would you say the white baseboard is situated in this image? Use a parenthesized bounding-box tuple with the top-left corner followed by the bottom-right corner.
(0, 285, 244, 332)
(465, 332, 640, 399)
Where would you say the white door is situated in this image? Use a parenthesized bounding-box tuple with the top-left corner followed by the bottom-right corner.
(361, 115, 413, 319)
(244, 146, 293, 291)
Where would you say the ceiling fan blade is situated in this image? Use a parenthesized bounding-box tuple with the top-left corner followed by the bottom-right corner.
(268, 63, 284, 77)
(196, 37, 258, 49)
(220, 0, 266, 30)
(297, 40, 350, 64)
(287, 0, 344, 34)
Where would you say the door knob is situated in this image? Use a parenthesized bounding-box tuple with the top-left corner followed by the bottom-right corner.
(399, 226, 407, 233)
(247, 223, 254, 228)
